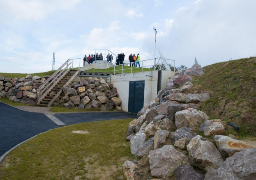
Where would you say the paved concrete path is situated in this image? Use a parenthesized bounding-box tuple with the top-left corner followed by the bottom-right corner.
(0, 102, 58, 157)
(0, 102, 136, 158)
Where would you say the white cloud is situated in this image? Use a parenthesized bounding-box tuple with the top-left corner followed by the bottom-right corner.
(130, 33, 147, 40)
(126, 9, 143, 18)
(154, 0, 162, 7)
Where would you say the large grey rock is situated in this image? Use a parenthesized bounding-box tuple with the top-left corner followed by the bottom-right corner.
(205, 148, 256, 180)
(26, 75, 32, 79)
(144, 122, 156, 136)
(21, 97, 36, 105)
(148, 145, 190, 178)
(154, 130, 169, 149)
(65, 88, 77, 96)
(80, 79, 89, 86)
(0, 91, 6, 97)
(214, 135, 255, 159)
(92, 100, 100, 108)
(126, 125, 140, 141)
(137, 101, 158, 118)
(81, 96, 90, 105)
(179, 81, 193, 93)
(173, 75, 192, 86)
(0, 81, 3, 86)
(23, 91, 37, 100)
(97, 96, 108, 103)
(185, 64, 204, 76)
(137, 137, 154, 157)
(78, 103, 85, 109)
(187, 135, 224, 171)
(156, 101, 179, 115)
(185, 94, 201, 103)
(0, 86, 3, 91)
(88, 93, 96, 101)
(123, 160, 137, 180)
(171, 127, 196, 144)
(16, 91, 23, 99)
(165, 79, 175, 89)
(24, 81, 33, 86)
(64, 101, 75, 109)
(130, 132, 146, 156)
(70, 95, 80, 105)
(111, 97, 122, 106)
(0, 75, 4, 81)
(174, 165, 205, 180)
(174, 138, 187, 150)
(167, 93, 186, 103)
(199, 119, 225, 137)
(153, 117, 175, 131)
(32, 75, 40, 81)
(5, 82, 13, 87)
(175, 108, 209, 132)
(95, 91, 105, 96)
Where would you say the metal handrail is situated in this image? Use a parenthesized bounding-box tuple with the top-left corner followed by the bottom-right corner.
(37, 59, 73, 104)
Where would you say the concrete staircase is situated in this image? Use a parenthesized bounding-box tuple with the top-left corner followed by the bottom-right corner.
(37, 59, 80, 107)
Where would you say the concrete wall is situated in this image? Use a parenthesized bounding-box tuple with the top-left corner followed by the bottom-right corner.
(75, 70, 174, 112)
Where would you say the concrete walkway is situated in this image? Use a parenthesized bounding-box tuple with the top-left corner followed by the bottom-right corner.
(0, 102, 136, 158)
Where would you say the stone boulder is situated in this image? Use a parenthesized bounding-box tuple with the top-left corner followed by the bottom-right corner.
(137, 137, 154, 157)
(77, 86, 86, 93)
(179, 81, 193, 93)
(78, 103, 85, 109)
(0, 91, 6, 97)
(185, 64, 204, 76)
(144, 122, 156, 136)
(137, 101, 158, 118)
(64, 101, 75, 109)
(148, 145, 190, 178)
(214, 135, 255, 158)
(65, 88, 77, 96)
(126, 125, 140, 141)
(16, 91, 23, 99)
(153, 117, 175, 131)
(185, 94, 201, 104)
(24, 81, 33, 86)
(171, 127, 196, 145)
(199, 119, 225, 137)
(156, 101, 179, 115)
(92, 100, 100, 108)
(165, 79, 175, 90)
(111, 97, 122, 106)
(187, 135, 224, 171)
(175, 108, 209, 132)
(123, 160, 137, 180)
(26, 75, 32, 79)
(130, 132, 146, 156)
(174, 138, 187, 150)
(5, 82, 12, 87)
(80, 79, 89, 86)
(70, 95, 80, 105)
(154, 130, 169, 149)
(0, 75, 4, 81)
(0, 81, 3, 86)
(32, 76, 40, 81)
(173, 75, 192, 86)
(81, 96, 90, 105)
(23, 91, 37, 100)
(97, 96, 108, 104)
(205, 148, 256, 180)
(88, 93, 96, 101)
(166, 93, 186, 103)
(174, 165, 205, 180)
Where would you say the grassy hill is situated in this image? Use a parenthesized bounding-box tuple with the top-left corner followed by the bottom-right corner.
(190, 57, 256, 137)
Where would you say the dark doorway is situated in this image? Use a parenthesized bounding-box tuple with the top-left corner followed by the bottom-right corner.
(128, 81, 145, 113)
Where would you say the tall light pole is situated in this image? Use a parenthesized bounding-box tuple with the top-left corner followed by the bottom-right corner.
(153, 27, 157, 70)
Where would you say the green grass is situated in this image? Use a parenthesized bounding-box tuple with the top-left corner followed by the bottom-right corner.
(0, 70, 56, 78)
(50, 106, 102, 113)
(0, 97, 29, 106)
(0, 119, 134, 180)
(84, 65, 153, 74)
(190, 57, 256, 137)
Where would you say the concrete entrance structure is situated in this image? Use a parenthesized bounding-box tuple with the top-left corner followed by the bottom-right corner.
(78, 70, 174, 112)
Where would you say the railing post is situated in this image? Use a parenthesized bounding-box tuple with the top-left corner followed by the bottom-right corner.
(114, 65, 115, 75)
(122, 64, 123, 74)
(131, 63, 132, 73)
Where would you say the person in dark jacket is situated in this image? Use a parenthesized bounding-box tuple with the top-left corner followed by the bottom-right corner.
(129, 54, 133, 67)
(83, 55, 87, 67)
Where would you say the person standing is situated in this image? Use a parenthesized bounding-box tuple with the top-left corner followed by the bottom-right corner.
(132, 54, 136, 67)
(83, 54, 87, 67)
(129, 54, 133, 66)
(88, 55, 91, 64)
(136, 53, 140, 67)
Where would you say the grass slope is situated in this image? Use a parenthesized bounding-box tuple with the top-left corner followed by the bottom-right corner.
(0, 119, 133, 180)
(0, 70, 56, 78)
(191, 57, 256, 137)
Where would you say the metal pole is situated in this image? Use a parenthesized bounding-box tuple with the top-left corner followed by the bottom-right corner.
(153, 28, 157, 71)
(131, 63, 132, 73)
(122, 64, 123, 74)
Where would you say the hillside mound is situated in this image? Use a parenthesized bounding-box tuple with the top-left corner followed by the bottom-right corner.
(190, 57, 256, 137)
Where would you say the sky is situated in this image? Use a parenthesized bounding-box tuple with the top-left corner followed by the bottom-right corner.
(0, 0, 256, 73)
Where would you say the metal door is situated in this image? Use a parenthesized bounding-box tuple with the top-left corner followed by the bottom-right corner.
(128, 81, 145, 113)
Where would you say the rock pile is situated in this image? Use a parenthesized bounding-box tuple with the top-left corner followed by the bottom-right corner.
(0, 75, 122, 110)
(0, 74, 44, 105)
(123, 64, 256, 180)
(59, 77, 122, 111)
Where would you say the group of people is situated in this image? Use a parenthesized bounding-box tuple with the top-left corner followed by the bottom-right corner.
(83, 53, 113, 65)
(82, 52, 141, 67)
(129, 53, 140, 67)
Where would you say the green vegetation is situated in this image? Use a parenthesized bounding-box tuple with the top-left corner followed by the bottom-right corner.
(84, 65, 153, 74)
(50, 106, 102, 113)
(0, 70, 56, 78)
(0, 119, 134, 180)
(190, 57, 256, 137)
(0, 97, 28, 106)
